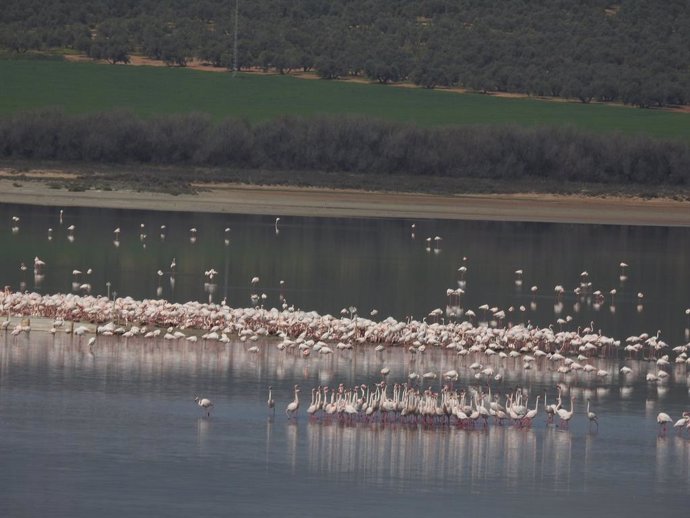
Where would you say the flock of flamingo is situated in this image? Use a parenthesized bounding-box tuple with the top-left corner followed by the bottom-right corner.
(273, 382, 589, 428)
(2, 287, 688, 435)
(3, 211, 690, 438)
(260, 381, 690, 436)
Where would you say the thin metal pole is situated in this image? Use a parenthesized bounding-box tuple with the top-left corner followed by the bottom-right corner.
(233, 0, 239, 76)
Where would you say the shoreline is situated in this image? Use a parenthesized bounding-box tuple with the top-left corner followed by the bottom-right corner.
(0, 177, 689, 226)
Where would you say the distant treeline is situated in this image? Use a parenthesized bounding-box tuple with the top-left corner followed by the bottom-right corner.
(1, 0, 689, 108)
(1, 109, 688, 187)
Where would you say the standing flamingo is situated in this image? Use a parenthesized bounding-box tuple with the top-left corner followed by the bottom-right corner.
(267, 386, 275, 416)
(586, 399, 598, 429)
(33, 256, 46, 273)
(619, 262, 628, 281)
(195, 395, 214, 417)
(672, 412, 689, 433)
(286, 385, 300, 419)
(544, 391, 559, 424)
(522, 396, 540, 427)
(557, 397, 575, 429)
(657, 412, 672, 435)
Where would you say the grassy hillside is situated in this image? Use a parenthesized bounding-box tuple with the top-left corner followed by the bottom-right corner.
(1, 60, 689, 139)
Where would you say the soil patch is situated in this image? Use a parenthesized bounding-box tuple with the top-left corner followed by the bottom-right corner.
(0, 167, 688, 227)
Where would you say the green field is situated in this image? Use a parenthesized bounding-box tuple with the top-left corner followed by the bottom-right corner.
(1, 59, 689, 139)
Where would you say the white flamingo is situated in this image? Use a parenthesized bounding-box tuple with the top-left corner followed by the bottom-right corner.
(657, 412, 672, 434)
(557, 397, 575, 429)
(267, 386, 275, 415)
(522, 396, 540, 426)
(33, 256, 46, 272)
(286, 385, 300, 418)
(306, 388, 319, 417)
(587, 399, 598, 429)
(195, 395, 214, 417)
(672, 412, 689, 433)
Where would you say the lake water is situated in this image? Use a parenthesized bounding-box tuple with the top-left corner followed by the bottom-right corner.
(1, 202, 689, 517)
(1, 203, 689, 344)
(1, 333, 689, 517)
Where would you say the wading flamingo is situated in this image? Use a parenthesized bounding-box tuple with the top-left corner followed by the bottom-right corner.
(672, 412, 689, 433)
(267, 386, 275, 416)
(195, 395, 214, 417)
(587, 399, 598, 429)
(286, 385, 300, 418)
(657, 412, 672, 435)
(557, 397, 575, 429)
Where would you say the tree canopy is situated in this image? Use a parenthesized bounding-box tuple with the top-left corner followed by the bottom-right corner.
(1, 0, 689, 107)
(1, 109, 688, 188)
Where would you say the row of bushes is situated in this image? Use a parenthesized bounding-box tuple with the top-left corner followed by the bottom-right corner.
(0, 109, 688, 186)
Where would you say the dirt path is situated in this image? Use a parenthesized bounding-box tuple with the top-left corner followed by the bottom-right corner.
(0, 178, 688, 227)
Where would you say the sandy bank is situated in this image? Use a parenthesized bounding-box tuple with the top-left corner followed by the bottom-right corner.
(0, 177, 688, 226)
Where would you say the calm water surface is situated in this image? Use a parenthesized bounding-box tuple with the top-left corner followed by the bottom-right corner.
(1, 334, 689, 517)
(1, 203, 689, 343)
(1, 202, 689, 516)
